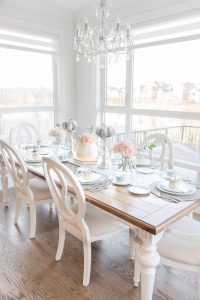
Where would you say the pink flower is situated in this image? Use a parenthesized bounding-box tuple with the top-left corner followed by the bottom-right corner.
(49, 127, 65, 139)
(77, 134, 96, 145)
(113, 141, 135, 157)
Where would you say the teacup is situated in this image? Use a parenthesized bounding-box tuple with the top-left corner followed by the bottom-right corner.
(166, 168, 177, 178)
(115, 173, 126, 183)
(58, 155, 67, 161)
(32, 145, 40, 151)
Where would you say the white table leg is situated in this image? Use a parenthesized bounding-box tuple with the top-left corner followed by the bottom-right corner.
(0, 157, 10, 207)
(138, 229, 163, 300)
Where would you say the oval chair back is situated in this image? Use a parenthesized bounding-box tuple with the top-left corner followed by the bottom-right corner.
(42, 157, 89, 241)
(9, 122, 39, 146)
(138, 133, 174, 169)
(0, 139, 29, 197)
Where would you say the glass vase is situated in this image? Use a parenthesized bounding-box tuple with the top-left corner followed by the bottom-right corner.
(118, 155, 136, 174)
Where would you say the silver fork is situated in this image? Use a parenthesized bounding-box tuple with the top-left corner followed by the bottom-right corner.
(183, 179, 200, 189)
(151, 191, 180, 203)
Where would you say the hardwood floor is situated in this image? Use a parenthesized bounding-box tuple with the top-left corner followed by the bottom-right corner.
(0, 188, 197, 300)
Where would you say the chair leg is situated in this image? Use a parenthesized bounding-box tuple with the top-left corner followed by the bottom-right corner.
(49, 203, 53, 210)
(129, 228, 135, 260)
(29, 202, 36, 239)
(83, 241, 91, 287)
(14, 198, 21, 224)
(55, 225, 66, 261)
(197, 273, 200, 300)
(133, 242, 141, 287)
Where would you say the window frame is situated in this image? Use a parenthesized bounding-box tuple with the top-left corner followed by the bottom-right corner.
(0, 28, 59, 134)
(100, 16, 200, 135)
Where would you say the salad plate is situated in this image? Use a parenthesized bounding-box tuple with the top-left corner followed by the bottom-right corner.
(129, 185, 150, 196)
(76, 172, 106, 185)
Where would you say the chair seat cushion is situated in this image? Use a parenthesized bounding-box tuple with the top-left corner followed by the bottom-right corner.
(29, 178, 52, 201)
(63, 203, 126, 241)
(85, 204, 126, 239)
(157, 216, 200, 266)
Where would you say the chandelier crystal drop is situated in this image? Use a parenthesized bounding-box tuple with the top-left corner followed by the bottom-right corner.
(74, 0, 134, 63)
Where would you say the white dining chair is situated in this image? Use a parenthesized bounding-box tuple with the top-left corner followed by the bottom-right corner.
(0, 139, 53, 238)
(42, 156, 126, 286)
(138, 133, 174, 169)
(133, 216, 200, 299)
(9, 122, 39, 146)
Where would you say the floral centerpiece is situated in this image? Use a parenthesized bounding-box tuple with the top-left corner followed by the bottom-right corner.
(49, 127, 65, 145)
(113, 141, 136, 173)
(76, 133, 97, 161)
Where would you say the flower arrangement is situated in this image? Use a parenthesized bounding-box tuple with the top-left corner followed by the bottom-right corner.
(113, 141, 135, 172)
(77, 133, 96, 145)
(113, 141, 135, 157)
(49, 127, 65, 146)
(49, 127, 65, 139)
(76, 133, 97, 161)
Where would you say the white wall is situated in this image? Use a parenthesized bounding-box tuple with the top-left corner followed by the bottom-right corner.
(75, 0, 200, 131)
(0, 0, 76, 124)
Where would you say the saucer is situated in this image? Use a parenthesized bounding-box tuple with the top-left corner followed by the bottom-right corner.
(129, 186, 150, 196)
(113, 179, 129, 186)
(136, 167, 153, 174)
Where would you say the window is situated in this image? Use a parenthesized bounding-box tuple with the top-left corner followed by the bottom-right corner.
(133, 40, 200, 113)
(0, 28, 57, 137)
(106, 53, 126, 107)
(100, 15, 200, 135)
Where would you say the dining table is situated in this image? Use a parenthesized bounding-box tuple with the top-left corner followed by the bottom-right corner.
(1, 150, 200, 300)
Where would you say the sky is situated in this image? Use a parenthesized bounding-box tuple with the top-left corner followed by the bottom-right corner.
(107, 39, 200, 88)
(0, 48, 53, 88)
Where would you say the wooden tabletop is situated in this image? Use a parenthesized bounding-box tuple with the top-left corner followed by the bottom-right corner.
(27, 162, 200, 235)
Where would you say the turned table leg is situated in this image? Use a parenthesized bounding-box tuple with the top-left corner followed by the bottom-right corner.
(138, 229, 163, 300)
(0, 156, 10, 207)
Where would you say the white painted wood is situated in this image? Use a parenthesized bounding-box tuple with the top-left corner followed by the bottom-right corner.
(133, 241, 141, 287)
(0, 139, 53, 238)
(137, 230, 163, 300)
(43, 156, 125, 286)
(9, 122, 40, 146)
(55, 218, 66, 261)
(138, 133, 174, 169)
(134, 216, 200, 299)
(0, 158, 10, 206)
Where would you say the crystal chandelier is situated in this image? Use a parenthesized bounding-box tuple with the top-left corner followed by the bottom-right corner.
(74, 0, 134, 63)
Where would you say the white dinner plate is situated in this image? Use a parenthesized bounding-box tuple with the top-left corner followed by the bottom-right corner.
(129, 185, 150, 196)
(76, 173, 106, 185)
(136, 167, 154, 174)
(157, 181, 196, 196)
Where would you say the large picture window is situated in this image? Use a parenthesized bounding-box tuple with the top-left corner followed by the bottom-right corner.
(100, 15, 200, 134)
(0, 28, 57, 137)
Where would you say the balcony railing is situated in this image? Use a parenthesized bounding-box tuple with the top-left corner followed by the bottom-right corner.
(114, 126, 200, 148)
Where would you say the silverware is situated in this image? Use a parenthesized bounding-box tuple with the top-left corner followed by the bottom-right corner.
(151, 191, 180, 203)
(88, 179, 113, 192)
(183, 179, 200, 189)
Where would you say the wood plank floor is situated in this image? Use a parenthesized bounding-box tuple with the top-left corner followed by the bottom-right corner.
(0, 188, 197, 300)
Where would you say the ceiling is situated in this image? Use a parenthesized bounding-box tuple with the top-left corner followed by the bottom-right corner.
(37, 0, 137, 12)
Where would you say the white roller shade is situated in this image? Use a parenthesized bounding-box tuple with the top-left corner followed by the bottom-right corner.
(0, 28, 58, 54)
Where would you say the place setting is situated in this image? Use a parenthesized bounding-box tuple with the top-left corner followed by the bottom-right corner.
(150, 175, 200, 203)
(74, 167, 112, 192)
